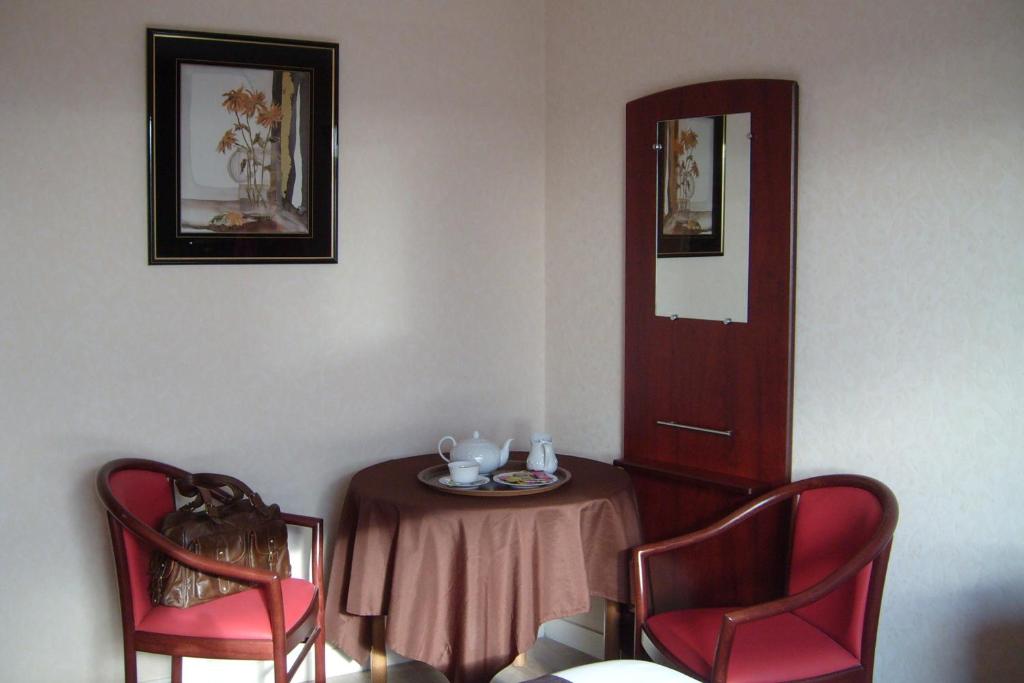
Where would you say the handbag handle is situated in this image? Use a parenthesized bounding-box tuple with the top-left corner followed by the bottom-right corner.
(175, 472, 275, 519)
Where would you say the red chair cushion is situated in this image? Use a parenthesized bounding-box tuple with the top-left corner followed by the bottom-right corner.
(138, 578, 316, 639)
(647, 608, 859, 683)
(108, 469, 177, 625)
(788, 487, 882, 657)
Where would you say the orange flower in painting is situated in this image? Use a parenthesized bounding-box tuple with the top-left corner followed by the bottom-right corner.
(221, 87, 251, 114)
(247, 89, 266, 112)
(678, 128, 699, 151)
(217, 130, 238, 154)
(256, 103, 283, 128)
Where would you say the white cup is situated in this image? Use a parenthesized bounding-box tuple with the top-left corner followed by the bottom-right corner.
(447, 460, 480, 484)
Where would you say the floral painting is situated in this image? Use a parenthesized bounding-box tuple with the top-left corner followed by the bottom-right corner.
(179, 64, 311, 235)
(656, 115, 724, 257)
(148, 29, 337, 264)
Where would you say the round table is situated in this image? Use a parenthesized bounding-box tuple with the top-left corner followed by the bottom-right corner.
(324, 453, 642, 683)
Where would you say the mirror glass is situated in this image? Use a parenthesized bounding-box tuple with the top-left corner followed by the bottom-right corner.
(655, 112, 751, 322)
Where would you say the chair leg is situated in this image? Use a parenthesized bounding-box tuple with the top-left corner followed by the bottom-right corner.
(122, 635, 137, 683)
(604, 600, 622, 660)
(314, 624, 327, 683)
(170, 656, 182, 683)
(274, 651, 288, 683)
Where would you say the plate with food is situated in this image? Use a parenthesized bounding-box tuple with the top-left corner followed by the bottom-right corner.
(493, 470, 559, 489)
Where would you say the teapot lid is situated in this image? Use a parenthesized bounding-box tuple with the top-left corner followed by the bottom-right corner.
(461, 431, 497, 446)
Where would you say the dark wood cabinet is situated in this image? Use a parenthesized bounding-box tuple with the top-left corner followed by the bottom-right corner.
(616, 79, 798, 610)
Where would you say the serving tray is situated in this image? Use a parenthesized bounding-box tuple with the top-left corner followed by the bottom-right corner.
(417, 461, 571, 497)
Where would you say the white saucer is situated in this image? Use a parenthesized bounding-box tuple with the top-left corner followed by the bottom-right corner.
(439, 475, 489, 489)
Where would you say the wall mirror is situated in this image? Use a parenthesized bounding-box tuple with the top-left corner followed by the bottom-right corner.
(654, 112, 751, 322)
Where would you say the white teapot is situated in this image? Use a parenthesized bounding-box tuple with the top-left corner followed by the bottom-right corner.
(438, 431, 513, 475)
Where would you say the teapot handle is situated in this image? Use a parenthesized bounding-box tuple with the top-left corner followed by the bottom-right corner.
(438, 435, 457, 462)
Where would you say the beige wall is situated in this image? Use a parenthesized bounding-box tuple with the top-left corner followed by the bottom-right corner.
(545, 0, 1024, 680)
(0, 1, 544, 681)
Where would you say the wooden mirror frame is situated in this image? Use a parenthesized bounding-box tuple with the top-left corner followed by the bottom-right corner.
(616, 79, 798, 610)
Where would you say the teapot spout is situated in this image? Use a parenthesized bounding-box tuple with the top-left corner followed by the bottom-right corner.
(499, 438, 514, 467)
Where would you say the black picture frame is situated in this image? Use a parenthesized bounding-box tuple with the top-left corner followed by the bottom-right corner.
(147, 28, 338, 264)
(656, 115, 724, 257)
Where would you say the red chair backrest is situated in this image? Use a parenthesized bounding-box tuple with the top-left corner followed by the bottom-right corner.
(787, 486, 883, 659)
(107, 468, 177, 625)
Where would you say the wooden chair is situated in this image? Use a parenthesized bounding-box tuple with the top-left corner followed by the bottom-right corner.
(97, 458, 326, 683)
(632, 475, 898, 683)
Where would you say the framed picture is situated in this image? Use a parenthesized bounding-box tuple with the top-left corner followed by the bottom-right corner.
(656, 115, 724, 257)
(148, 28, 339, 264)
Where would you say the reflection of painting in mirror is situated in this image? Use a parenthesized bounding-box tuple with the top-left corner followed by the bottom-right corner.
(179, 64, 311, 235)
(655, 112, 750, 323)
(656, 116, 724, 257)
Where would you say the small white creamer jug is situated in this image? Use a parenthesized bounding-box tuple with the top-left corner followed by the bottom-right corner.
(526, 432, 557, 474)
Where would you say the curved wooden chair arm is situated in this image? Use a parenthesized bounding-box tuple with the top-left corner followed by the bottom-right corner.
(724, 533, 896, 627)
(633, 495, 767, 560)
(631, 481, 794, 633)
(710, 541, 895, 682)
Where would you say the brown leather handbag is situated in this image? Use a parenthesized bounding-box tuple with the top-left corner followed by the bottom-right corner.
(149, 472, 291, 608)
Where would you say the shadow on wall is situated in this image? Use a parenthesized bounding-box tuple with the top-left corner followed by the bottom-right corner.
(972, 617, 1024, 681)
(964, 570, 1024, 681)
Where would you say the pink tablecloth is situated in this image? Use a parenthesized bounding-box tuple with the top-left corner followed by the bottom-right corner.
(325, 453, 642, 683)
